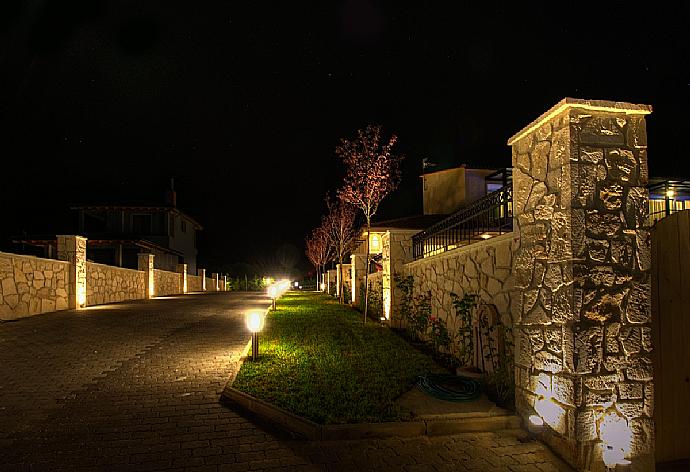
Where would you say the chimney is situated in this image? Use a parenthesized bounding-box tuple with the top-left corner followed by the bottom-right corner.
(166, 178, 177, 207)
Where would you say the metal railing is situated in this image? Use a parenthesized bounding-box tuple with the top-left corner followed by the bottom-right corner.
(412, 184, 513, 260)
(647, 180, 690, 225)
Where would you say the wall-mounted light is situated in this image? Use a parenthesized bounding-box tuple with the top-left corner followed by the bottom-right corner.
(294, 281, 299, 287)
(245, 309, 266, 361)
(666, 189, 675, 199)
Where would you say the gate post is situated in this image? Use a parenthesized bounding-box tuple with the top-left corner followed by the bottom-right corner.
(138, 254, 155, 299)
(509, 99, 653, 471)
(57, 235, 87, 309)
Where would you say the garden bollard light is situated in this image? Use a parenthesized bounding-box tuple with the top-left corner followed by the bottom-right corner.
(245, 309, 266, 361)
(267, 284, 278, 311)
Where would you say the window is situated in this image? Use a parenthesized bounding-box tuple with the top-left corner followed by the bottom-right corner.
(169, 215, 175, 237)
(132, 214, 152, 234)
(181, 220, 187, 233)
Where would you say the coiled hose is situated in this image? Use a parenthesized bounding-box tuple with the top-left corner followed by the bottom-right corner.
(416, 373, 482, 402)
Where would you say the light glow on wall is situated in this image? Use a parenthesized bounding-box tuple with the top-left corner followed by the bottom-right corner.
(533, 380, 565, 432)
(77, 285, 87, 308)
(599, 410, 632, 467)
(370, 234, 381, 253)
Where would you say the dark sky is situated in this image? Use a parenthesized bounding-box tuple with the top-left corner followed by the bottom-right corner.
(1, 1, 688, 274)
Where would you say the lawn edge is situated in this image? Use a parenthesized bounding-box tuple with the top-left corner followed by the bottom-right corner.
(221, 384, 523, 441)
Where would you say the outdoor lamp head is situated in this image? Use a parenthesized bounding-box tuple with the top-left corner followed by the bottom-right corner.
(245, 310, 265, 333)
(268, 285, 278, 299)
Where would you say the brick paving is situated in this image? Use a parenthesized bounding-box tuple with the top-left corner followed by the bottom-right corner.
(0, 292, 572, 471)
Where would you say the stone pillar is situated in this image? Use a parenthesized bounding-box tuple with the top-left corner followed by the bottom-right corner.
(212, 273, 219, 291)
(138, 253, 155, 298)
(200, 269, 206, 290)
(57, 235, 87, 309)
(383, 230, 416, 327)
(177, 263, 187, 293)
(350, 254, 365, 305)
(222, 275, 227, 291)
(509, 98, 653, 471)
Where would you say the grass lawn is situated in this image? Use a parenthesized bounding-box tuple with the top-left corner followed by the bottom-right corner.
(233, 291, 442, 424)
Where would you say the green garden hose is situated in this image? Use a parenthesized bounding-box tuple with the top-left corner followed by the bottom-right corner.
(416, 373, 481, 402)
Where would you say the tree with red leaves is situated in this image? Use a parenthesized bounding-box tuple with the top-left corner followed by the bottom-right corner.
(336, 124, 403, 321)
(305, 226, 331, 291)
(322, 196, 359, 303)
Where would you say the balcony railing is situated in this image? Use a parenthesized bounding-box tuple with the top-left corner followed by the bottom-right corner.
(412, 184, 513, 260)
(647, 180, 690, 226)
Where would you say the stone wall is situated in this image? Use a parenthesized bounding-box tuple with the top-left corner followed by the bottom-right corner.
(0, 252, 71, 320)
(404, 233, 517, 337)
(86, 262, 146, 306)
(509, 98, 653, 471)
(205, 277, 215, 291)
(153, 269, 181, 297)
(187, 274, 203, 292)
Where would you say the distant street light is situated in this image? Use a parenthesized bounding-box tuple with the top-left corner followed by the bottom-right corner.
(245, 309, 266, 361)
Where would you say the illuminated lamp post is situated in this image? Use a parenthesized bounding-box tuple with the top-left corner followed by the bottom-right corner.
(245, 309, 265, 361)
(268, 284, 278, 311)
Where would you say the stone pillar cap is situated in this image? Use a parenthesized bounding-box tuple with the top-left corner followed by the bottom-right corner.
(508, 97, 653, 146)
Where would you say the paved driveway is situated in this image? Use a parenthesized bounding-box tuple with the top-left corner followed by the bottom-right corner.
(0, 292, 571, 471)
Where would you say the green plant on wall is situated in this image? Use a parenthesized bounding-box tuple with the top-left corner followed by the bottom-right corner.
(393, 273, 414, 325)
(342, 281, 352, 304)
(429, 316, 451, 355)
(368, 279, 383, 320)
(450, 292, 478, 367)
(409, 291, 431, 341)
(483, 322, 515, 407)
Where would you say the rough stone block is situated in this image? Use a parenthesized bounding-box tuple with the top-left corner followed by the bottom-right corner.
(583, 374, 619, 391)
(531, 141, 550, 181)
(535, 350, 563, 373)
(2, 277, 17, 296)
(549, 127, 569, 171)
(620, 327, 641, 356)
(551, 286, 575, 323)
(625, 281, 652, 323)
(575, 327, 603, 374)
(584, 388, 615, 407)
(606, 150, 638, 185)
(618, 382, 643, 400)
(586, 210, 624, 238)
(626, 357, 653, 381)
(635, 230, 651, 271)
(584, 289, 627, 322)
(587, 238, 610, 263)
(575, 409, 598, 441)
(610, 238, 634, 269)
(617, 401, 644, 420)
(578, 115, 625, 146)
(630, 417, 654, 455)
(605, 323, 620, 354)
(599, 183, 623, 210)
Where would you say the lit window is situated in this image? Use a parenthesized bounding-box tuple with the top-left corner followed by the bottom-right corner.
(370, 234, 381, 253)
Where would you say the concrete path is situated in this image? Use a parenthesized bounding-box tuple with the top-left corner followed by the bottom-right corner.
(0, 292, 572, 471)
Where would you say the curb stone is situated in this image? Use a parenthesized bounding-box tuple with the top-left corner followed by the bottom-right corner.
(221, 385, 522, 441)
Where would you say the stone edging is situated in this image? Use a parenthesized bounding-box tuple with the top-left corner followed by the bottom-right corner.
(220, 385, 522, 441)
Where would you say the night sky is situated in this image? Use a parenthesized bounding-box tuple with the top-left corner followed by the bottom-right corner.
(1, 2, 688, 275)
